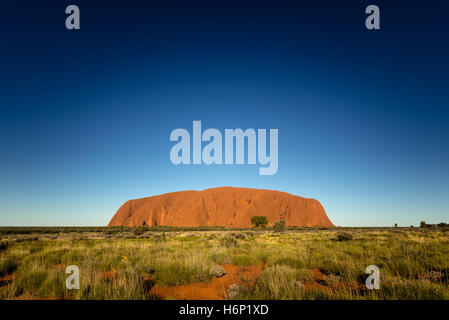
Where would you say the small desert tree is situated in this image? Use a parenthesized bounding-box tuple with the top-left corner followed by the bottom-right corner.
(273, 219, 286, 232)
(420, 221, 427, 228)
(250, 216, 268, 228)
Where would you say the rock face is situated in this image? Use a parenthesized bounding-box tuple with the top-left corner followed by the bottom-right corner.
(108, 187, 334, 228)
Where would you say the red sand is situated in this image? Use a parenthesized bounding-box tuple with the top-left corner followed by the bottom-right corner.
(149, 262, 264, 300)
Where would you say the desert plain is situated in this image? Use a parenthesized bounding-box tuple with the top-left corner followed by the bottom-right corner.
(1, 226, 448, 300)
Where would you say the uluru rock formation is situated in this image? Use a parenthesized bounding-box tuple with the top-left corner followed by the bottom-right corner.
(108, 187, 334, 228)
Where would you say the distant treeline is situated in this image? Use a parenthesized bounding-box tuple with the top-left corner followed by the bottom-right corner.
(0, 225, 333, 235)
(0, 226, 233, 235)
(0, 226, 109, 235)
(420, 221, 449, 228)
(0, 224, 447, 235)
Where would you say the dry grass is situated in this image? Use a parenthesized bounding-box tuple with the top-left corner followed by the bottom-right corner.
(0, 227, 448, 300)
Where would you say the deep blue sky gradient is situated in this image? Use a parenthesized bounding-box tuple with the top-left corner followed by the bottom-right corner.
(1, 0, 448, 226)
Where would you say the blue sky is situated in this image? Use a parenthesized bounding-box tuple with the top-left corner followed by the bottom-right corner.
(1, 0, 448, 226)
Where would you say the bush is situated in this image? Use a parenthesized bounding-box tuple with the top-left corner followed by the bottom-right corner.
(210, 265, 225, 278)
(231, 232, 246, 240)
(273, 219, 286, 232)
(336, 231, 354, 241)
(420, 221, 427, 228)
(0, 242, 9, 252)
(220, 236, 238, 248)
(0, 258, 18, 277)
(132, 226, 148, 236)
(250, 216, 268, 228)
(104, 229, 119, 235)
(227, 283, 246, 299)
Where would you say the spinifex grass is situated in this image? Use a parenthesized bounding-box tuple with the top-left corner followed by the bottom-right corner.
(0, 228, 448, 300)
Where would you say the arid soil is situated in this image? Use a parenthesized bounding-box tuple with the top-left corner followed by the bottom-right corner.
(149, 262, 264, 300)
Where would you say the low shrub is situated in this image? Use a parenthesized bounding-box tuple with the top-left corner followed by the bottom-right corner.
(231, 232, 246, 240)
(336, 232, 354, 241)
(210, 265, 225, 278)
(273, 219, 286, 232)
(227, 283, 247, 299)
(132, 226, 148, 236)
(0, 242, 9, 252)
(220, 236, 238, 248)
